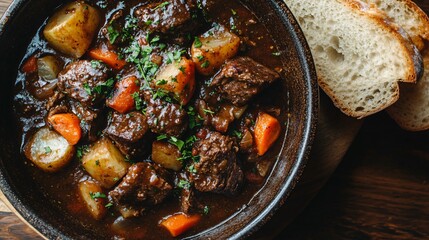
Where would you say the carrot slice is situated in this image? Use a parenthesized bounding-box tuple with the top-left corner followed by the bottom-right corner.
(21, 56, 38, 73)
(160, 213, 201, 237)
(106, 76, 139, 113)
(89, 48, 126, 70)
(254, 113, 281, 156)
(48, 113, 82, 145)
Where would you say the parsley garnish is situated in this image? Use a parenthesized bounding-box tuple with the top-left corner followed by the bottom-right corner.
(153, 1, 170, 10)
(272, 52, 281, 56)
(231, 9, 237, 15)
(44, 146, 52, 154)
(76, 145, 89, 160)
(201, 60, 210, 68)
(83, 83, 92, 95)
(177, 179, 191, 190)
(90, 192, 106, 199)
(157, 134, 168, 141)
(233, 130, 242, 139)
(107, 25, 120, 44)
(203, 108, 215, 114)
(105, 202, 113, 208)
(203, 205, 210, 215)
(131, 92, 143, 111)
(91, 60, 102, 68)
(196, 55, 204, 62)
(156, 79, 168, 86)
(194, 36, 202, 48)
(169, 136, 185, 151)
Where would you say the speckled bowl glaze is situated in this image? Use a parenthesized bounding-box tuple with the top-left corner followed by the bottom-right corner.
(0, 0, 318, 239)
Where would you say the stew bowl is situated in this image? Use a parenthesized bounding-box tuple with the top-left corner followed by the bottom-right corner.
(0, 0, 318, 238)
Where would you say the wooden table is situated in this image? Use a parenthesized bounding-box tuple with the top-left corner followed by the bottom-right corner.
(1, 1, 429, 239)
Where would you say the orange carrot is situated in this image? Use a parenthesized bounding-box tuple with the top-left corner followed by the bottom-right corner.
(254, 113, 281, 156)
(48, 113, 82, 145)
(89, 48, 126, 70)
(107, 76, 139, 113)
(21, 56, 37, 73)
(160, 213, 201, 237)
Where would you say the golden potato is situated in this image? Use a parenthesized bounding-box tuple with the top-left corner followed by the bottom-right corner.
(43, 1, 101, 58)
(154, 57, 195, 105)
(81, 138, 130, 188)
(191, 25, 240, 75)
(152, 141, 182, 171)
(78, 180, 107, 220)
(24, 127, 75, 172)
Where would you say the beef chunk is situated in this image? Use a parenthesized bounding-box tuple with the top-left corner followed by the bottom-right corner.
(58, 60, 111, 106)
(47, 100, 104, 142)
(105, 111, 150, 157)
(191, 130, 243, 194)
(144, 91, 188, 137)
(109, 162, 173, 218)
(69, 100, 104, 142)
(134, 0, 199, 36)
(210, 57, 280, 106)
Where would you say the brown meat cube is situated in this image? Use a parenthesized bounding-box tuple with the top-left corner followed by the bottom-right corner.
(191, 131, 243, 195)
(210, 57, 279, 106)
(109, 162, 173, 218)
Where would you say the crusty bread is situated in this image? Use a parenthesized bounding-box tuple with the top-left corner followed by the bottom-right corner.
(360, 0, 429, 50)
(284, 0, 422, 118)
(388, 54, 429, 131)
(367, 0, 429, 131)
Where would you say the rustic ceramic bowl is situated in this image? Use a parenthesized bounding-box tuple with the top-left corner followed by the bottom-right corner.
(0, 0, 318, 238)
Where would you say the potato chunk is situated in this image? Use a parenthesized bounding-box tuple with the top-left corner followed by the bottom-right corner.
(24, 127, 75, 172)
(43, 1, 101, 58)
(152, 141, 182, 171)
(82, 138, 130, 188)
(78, 180, 106, 220)
(154, 57, 195, 105)
(191, 25, 240, 76)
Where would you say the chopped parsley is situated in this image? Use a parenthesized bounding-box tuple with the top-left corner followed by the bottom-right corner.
(76, 145, 89, 160)
(90, 192, 106, 199)
(105, 202, 113, 208)
(272, 51, 281, 56)
(91, 60, 102, 68)
(194, 36, 202, 48)
(188, 164, 197, 174)
(196, 55, 204, 62)
(107, 25, 120, 44)
(95, 160, 100, 166)
(153, 1, 170, 10)
(157, 134, 168, 141)
(93, 78, 115, 95)
(231, 9, 237, 15)
(201, 60, 210, 68)
(169, 137, 185, 151)
(131, 92, 143, 111)
(44, 146, 52, 154)
(203, 108, 215, 115)
(83, 83, 92, 95)
(203, 205, 210, 215)
(233, 130, 242, 139)
(187, 106, 202, 129)
(177, 179, 191, 190)
(179, 66, 186, 73)
(156, 79, 168, 86)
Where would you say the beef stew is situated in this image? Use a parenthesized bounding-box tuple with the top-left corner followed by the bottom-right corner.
(13, 0, 293, 238)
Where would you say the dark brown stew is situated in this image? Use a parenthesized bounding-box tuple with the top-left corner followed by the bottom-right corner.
(13, 0, 287, 239)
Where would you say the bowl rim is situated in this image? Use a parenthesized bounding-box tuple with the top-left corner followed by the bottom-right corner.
(0, 0, 318, 239)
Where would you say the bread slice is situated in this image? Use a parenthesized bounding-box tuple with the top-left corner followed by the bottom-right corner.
(360, 0, 429, 50)
(367, 0, 429, 131)
(284, 0, 423, 118)
(388, 54, 429, 131)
